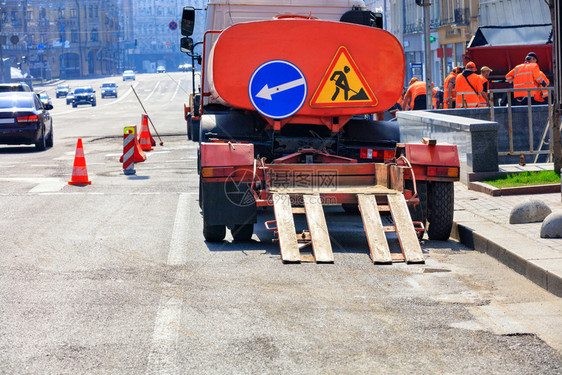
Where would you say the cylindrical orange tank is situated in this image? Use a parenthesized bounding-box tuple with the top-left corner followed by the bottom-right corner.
(207, 19, 405, 122)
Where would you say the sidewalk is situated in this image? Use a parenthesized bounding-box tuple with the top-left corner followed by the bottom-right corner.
(452, 180, 562, 297)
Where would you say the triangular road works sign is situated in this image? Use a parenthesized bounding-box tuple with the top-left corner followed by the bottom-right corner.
(310, 46, 378, 108)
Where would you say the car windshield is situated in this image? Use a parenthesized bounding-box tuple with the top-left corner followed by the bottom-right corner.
(102, 83, 116, 88)
(74, 88, 92, 94)
(57, 85, 69, 89)
(0, 96, 33, 109)
(40, 93, 48, 99)
(124, 71, 133, 75)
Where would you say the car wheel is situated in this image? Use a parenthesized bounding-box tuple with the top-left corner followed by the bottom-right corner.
(427, 181, 454, 241)
(46, 125, 53, 148)
(35, 126, 46, 151)
(92, 102, 96, 107)
(72, 103, 77, 108)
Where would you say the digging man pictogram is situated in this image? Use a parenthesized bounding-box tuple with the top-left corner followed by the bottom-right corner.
(329, 65, 369, 102)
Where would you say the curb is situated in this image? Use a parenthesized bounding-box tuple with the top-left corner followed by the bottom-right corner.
(451, 220, 562, 298)
(469, 181, 561, 196)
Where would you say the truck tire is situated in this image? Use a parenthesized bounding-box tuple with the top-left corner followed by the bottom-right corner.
(232, 224, 254, 241)
(203, 221, 226, 242)
(427, 181, 454, 241)
(342, 203, 359, 214)
(406, 180, 427, 239)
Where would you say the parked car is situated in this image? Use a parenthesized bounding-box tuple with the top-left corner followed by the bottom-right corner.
(0, 82, 32, 92)
(157, 66, 166, 73)
(100, 82, 118, 98)
(179, 63, 192, 72)
(0, 92, 53, 151)
(55, 84, 70, 98)
(39, 92, 52, 107)
(72, 87, 96, 107)
(66, 91, 74, 105)
(123, 70, 135, 81)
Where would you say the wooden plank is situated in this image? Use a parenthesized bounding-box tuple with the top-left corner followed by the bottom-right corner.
(387, 194, 425, 264)
(303, 194, 334, 263)
(272, 194, 300, 263)
(357, 194, 392, 264)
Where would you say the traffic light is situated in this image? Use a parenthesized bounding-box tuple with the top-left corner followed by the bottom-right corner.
(430, 36, 436, 42)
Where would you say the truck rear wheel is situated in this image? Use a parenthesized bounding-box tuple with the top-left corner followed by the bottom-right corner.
(232, 224, 254, 241)
(203, 221, 226, 242)
(427, 181, 454, 241)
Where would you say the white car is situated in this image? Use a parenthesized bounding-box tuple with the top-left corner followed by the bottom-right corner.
(122, 70, 136, 81)
(156, 66, 166, 73)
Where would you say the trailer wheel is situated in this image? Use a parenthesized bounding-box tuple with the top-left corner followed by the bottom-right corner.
(427, 181, 454, 241)
(203, 221, 226, 242)
(232, 224, 254, 241)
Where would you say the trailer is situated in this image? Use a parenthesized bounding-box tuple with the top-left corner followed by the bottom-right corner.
(181, 0, 460, 264)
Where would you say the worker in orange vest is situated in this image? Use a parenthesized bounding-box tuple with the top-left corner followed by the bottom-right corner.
(443, 66, 463, 109)
(478, 66, 493, 107)
(505, 52, 548, 105)
(455, 62, 485, 108)
(534, 71, 550, 104)
(404, 78, 433, 110)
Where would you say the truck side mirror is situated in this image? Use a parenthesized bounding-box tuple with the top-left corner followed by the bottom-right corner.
(180, 37, 194, 53)
(181, 7, 195, 36)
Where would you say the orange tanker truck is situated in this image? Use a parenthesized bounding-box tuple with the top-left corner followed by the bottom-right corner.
(180, 0, 460, 265)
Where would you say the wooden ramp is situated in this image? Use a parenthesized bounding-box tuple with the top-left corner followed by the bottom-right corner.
(270, 193, 424, 265)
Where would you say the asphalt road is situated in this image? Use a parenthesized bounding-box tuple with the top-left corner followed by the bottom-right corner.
(0, 72, 560, 374)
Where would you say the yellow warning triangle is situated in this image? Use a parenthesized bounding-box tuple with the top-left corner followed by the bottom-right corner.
(310, 46, 378, 108)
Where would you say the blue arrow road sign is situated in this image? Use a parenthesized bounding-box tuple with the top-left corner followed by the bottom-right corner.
(248, 60, 307, 119)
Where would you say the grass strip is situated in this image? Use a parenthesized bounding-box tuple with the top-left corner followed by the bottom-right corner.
(483, 170, 560, 188)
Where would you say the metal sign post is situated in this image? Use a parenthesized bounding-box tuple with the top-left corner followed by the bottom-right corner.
(423, 1, 433, 110)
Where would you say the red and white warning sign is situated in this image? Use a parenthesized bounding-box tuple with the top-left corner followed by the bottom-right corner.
(310, 46, 378, 108)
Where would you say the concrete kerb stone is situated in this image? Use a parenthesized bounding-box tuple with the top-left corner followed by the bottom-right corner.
(451, 220, 562, 297)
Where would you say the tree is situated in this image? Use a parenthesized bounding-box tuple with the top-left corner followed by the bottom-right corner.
(545, 0, 561, 174)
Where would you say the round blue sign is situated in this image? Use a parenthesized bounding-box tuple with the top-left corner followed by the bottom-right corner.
(169, 21, 178, 31)
(248, 60, 307, 119)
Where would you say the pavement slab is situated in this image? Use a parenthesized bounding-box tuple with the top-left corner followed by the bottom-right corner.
(453, 182, 562, 297)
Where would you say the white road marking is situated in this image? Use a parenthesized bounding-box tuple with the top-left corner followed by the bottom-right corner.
(146, 193, 193, 374)
(107, 81, 139, 106)
(170, 79, 182, 102)
(143, 81, 161, 102)
(0, 177, 66, 193)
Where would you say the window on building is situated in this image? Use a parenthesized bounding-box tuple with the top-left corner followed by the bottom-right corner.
(91, 28, 98, 42)
(71, 29, 79, 43)
(89, 5, 93, 18)
(58, 8, 64, 19)
(70, 8, 77, 18)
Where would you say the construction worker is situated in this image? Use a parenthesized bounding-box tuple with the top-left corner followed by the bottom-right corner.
(455, 62, 485, 108)
(404, 78, 432, 110)
(505, 52, 548, 105)
(432, 86, 443, 109)
(479, 66, 493, 107)
(443, 66, 463, 109)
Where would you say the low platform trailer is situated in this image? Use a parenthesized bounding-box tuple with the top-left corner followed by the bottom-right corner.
(180, 0, 460, 264)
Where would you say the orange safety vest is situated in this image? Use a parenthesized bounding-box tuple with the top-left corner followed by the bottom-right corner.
(478, 75, 489, 107)
(443, 72, 457, 109)
(534, 72, 550, 103)
(505, 62, 546, 98)
(455, 71, 483, 108)
(432, 87, 438, 109)
(406, 81, 426, 109)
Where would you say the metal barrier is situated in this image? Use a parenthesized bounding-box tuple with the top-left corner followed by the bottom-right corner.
(485, 87, 555, 163)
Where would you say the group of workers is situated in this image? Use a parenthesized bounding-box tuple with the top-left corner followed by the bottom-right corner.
(394, 51, 550, 114)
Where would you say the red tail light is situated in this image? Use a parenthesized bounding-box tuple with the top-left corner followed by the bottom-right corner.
(359, 148, 395, 160)
(427, 166, 459, 178)
(16, 115, 39, 123)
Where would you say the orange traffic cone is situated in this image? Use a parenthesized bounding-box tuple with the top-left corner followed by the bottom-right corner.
(141, 114, 156, 146)
(119, 125, 146, 163)
(68, 138, 92, 185)
(139, 117, 154, 151)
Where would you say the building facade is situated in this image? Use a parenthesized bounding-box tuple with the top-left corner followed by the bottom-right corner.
(0, 0, 120, 80)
